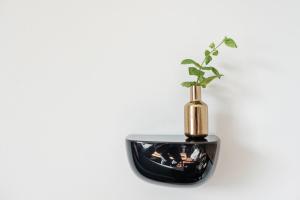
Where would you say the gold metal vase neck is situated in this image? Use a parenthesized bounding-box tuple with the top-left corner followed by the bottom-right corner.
(184, 85, 208, 138)
(190, 85, 201, 101)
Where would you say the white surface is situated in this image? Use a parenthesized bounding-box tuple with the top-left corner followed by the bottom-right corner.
(0, 0, 299, 199)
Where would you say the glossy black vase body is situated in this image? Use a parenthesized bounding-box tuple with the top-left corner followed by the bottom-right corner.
(126, 135, 220, 184)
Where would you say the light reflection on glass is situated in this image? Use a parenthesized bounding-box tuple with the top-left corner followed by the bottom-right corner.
(138, 142, 208, 170)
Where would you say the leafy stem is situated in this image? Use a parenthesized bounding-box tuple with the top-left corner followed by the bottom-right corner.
(181, 36, 237, 88)
(201, 40, 223, 65)
(196, 40, 225, 85)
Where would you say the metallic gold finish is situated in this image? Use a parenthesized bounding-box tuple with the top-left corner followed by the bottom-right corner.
(184, 86, 208, 138)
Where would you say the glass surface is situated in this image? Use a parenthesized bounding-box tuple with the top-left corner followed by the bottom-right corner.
(126, 134, 220, 184)
(126, 134, 219, 144)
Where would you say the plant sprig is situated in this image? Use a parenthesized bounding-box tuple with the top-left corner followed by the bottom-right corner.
(181, 36, 237, 88)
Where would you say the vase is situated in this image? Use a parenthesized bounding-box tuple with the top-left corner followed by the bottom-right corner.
(184, 85, 208, 138)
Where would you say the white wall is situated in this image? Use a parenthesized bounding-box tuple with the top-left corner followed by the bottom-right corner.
(0, 0, 299, 199)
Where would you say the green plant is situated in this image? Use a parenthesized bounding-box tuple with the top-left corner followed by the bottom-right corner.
(181, 36, 237, 88)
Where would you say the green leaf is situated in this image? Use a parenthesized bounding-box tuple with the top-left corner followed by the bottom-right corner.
(197, 75, 204, 83)
(181, 81, 196, 87)
(202, 67, 223, 78)
(202, 67, 213, 70)
(212, 68, 223, 78)
(212, 50, 218, 56)
(204, 50, 210, 56)
(209, 42, 215, 49)
(224, 37, 237, 48)
(200, 76, 219, 87)
(188, 67, 204, 77)
(181, 59, 201, 68)
(205, 55, 212, 65)
(181, 59, 196, 64)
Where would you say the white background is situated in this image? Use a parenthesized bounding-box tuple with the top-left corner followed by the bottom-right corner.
(0, 0, 300, 199)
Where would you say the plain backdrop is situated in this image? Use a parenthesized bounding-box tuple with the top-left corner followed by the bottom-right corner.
(0, 0, 300, 199)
